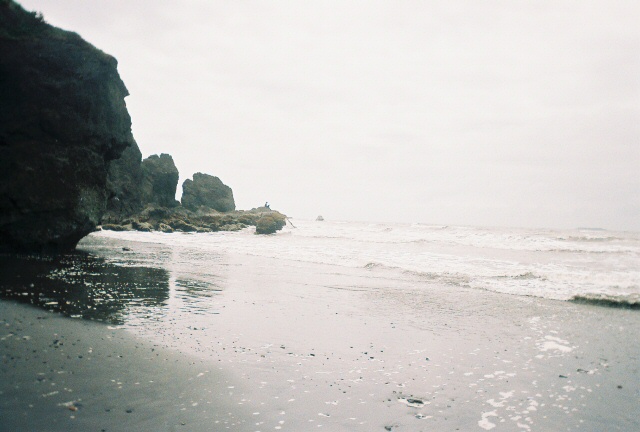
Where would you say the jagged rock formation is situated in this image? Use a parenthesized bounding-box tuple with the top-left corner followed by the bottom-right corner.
(0, 1, 135, 253)
(140, 154, 179, 208)
(105, 150, 179, 221)
(181, 173, 235, 212)
(105, 156, 284, 234)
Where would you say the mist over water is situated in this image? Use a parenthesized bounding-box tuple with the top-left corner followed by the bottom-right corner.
(91, 220, 640, 304)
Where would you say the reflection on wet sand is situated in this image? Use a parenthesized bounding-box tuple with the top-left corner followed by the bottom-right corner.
(0, 252, 170, 325)
(0, 234, 227, 326)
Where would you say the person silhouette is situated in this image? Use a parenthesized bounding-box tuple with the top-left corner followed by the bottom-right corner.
(264, 202, 270, 209)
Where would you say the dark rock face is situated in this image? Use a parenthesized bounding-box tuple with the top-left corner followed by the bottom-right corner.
(105, 142, 144, 220)
(181, 173, 235, 212)
(140, 154, 179, 208)
(0, 1, 135, 253)
(105, 150, 179, 222)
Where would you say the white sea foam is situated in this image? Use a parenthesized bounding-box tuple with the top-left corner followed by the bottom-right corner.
(94, 219, 640, 302)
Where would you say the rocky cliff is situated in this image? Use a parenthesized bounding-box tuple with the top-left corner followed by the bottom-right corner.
(0, 1, 135, 253)
(105, 150, 180, 220)
(105, 141, 144, 219)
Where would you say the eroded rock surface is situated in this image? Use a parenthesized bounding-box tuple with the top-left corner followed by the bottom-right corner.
(181, 173, 235, 212)
(106, 142, 144, 219)
(140, 154, 180, 208)
(0, 1, 135, 252)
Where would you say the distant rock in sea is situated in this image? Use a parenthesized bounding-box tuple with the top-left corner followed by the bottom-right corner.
(181, 173, 235, 212)
(316, 215, 324, 221)
(0, 1, 135, 253)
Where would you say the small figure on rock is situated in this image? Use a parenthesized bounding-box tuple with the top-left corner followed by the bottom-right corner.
(264, 202, 270, 209)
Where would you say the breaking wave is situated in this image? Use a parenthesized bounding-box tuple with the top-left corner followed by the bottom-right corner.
(569, 293, 640, 309)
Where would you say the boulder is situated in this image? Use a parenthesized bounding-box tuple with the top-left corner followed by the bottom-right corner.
(255, 213, 287, 234)
(316, 215, 324, 221)
(140, 154, 180, 208)
(0, 2, 135, 253)
(157, 223, 174, 233)
(181, 173, 235, 212)
(132, 221, 153, 232)
(168, 219, 197, 232)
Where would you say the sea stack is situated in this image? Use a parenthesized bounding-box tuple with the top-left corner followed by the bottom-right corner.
(181, 173, 235, 212)
(140, 154, 180, 208)
(0, 1, 136, 253)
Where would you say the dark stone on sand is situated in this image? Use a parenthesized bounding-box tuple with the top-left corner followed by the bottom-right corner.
(0, 1, 135, 253)
(132, 221, 153, 232)
(157, 222, 174, 233)
(181, 172, 235, 212)
(169, 219, 198, 233)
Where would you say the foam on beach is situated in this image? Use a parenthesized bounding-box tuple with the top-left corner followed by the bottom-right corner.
(91, 219, 640, 302)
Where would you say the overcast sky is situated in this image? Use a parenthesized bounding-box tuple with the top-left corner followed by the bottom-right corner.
(19, 0, 640, 230)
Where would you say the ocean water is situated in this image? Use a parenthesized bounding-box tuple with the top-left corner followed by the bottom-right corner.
(92, 219, 640, 305)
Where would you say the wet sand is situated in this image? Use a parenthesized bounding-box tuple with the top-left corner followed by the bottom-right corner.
(1, 234, 639, 431)
(0, 301, 258, 431)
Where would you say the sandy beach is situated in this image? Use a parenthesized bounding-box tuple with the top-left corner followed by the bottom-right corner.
(1, 234, 639, 431)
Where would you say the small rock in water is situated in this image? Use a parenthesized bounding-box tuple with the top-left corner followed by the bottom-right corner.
(122, 247, 131, 251)
(559, 375, 568, 378)
(398, 397, 426, 407)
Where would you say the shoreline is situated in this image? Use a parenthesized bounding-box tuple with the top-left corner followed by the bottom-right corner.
(2, 235, 639, 431)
